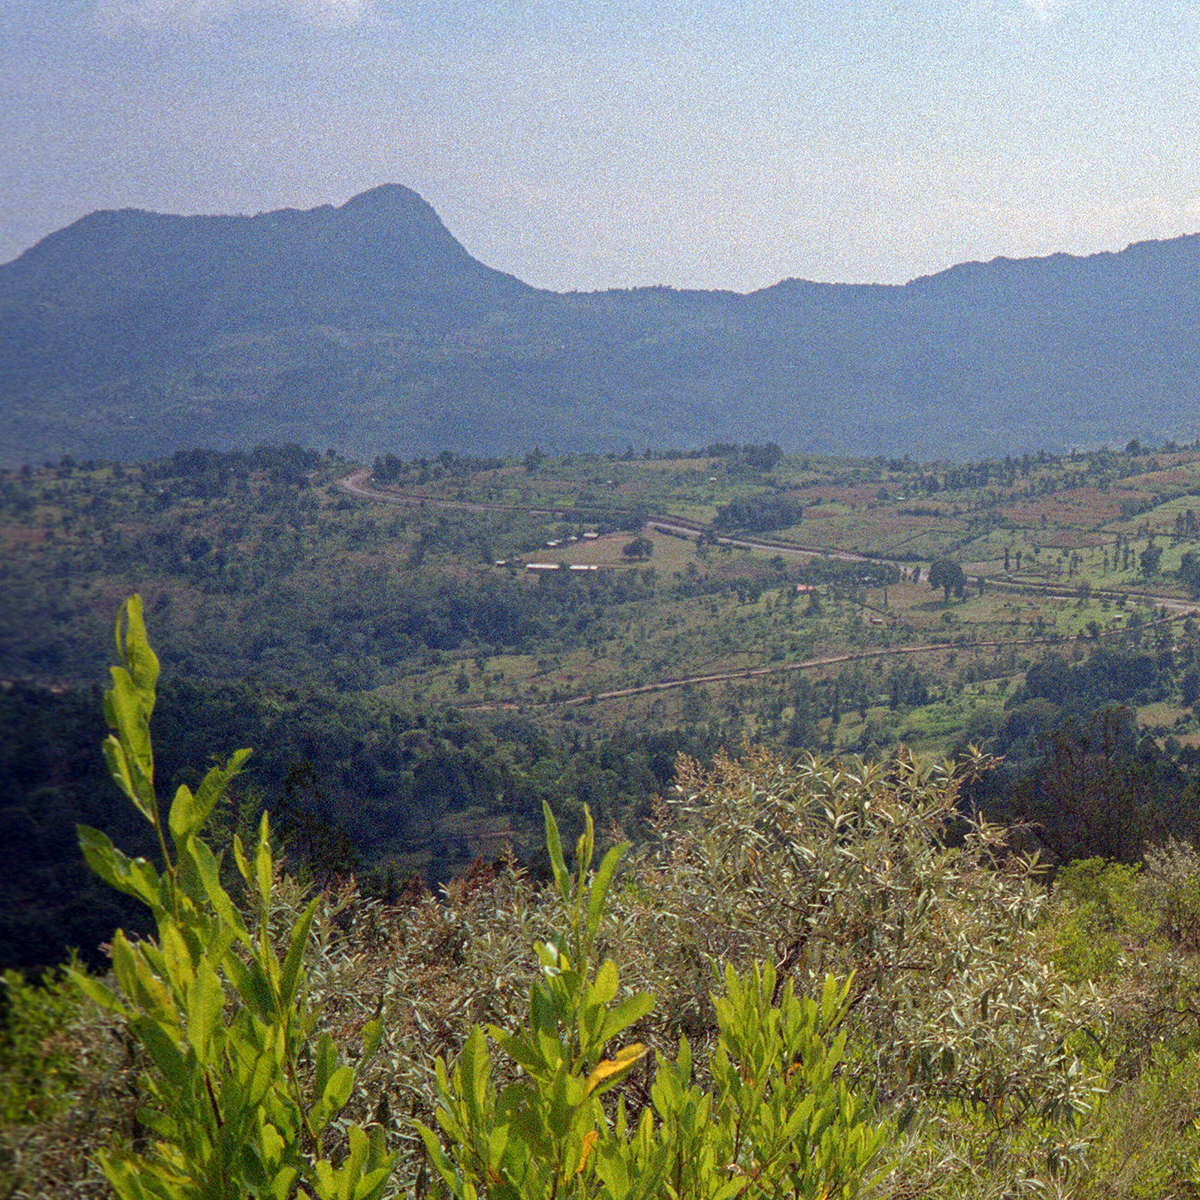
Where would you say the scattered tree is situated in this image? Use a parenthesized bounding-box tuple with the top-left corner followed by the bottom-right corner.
(928, 557, 966, 602)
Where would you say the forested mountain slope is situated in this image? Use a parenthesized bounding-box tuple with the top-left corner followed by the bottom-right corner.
(2, 187, 1199, 465)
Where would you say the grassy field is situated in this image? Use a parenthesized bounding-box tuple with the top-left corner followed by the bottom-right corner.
(436, 446, 1200, 748)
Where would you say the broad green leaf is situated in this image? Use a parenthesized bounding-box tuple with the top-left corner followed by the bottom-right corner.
(101, 734, 141, 814)
(233, 832, 251, 888)
(185, 960, 225, 1059)
(254, 814, 274, 908)
(244, 1038, 282, 1108)
(315, 1032, 339, 1099)
(225, 954, 275, 1022)
(713, 1178, 751, 1200)
(576, 806, 596, 887)
(597, 992, 656, 1046)
(118, 594, 160, 697)
(460, 1025, 490, 1122)
(415, 1124, 463, 1193)
(586, 842, 629, 935)
(311, 1158, 336, 1198)
(590, 958, 619, 1007)
(100, 1152, 170, 1200)
(351, 1164, 394, 1200)
(77, 823, 162, 908)
(166, 784, 201, 852)
(178, 836, 247, 942)
(490, 1029, 546, 1076)
(170, 750, 252, 851)
(131, 1016, 189, 1092)
(69, 967, 126, 1016)
(110, 933, 175, 1019)
(279, 896, 319, 1012)
(106, 670, 154, 796)
(314, 1065, 355, 1126)
(542, 801, 571, 905)
(487, 1124, 512, 1173)
(335, 1124, 372, 1199)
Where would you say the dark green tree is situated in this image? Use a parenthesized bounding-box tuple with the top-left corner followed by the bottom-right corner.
(928, 557, 966, 602)
(1180, 549, 1200, 595)
(1182, 668, 1200, 708)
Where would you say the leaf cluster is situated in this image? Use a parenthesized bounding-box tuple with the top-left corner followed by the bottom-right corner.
(69, 596, 395, 1200)
(418, 805, 887, 1199)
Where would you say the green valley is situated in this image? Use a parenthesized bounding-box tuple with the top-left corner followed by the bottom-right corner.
(10, 439, 1200, 1197)
(7, 438, 1200, 971)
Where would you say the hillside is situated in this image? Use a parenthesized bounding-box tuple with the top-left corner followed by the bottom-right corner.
(2, 188, 1200, 465)
(8, 437, 1200, 975)
(10, 441, 1200, 1197)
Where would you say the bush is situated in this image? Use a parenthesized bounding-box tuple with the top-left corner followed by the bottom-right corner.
(418, 802, 888, 1199)
(0, 969, 84, 1126)
(631, 747, 1098, 1134)
(29, 596, 1200, 1198)
(69, 596, 395, 1200)
(1048, 858, 1154, 983)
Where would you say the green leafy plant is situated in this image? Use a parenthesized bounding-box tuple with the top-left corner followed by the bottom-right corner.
(1079, 1043, 1200, 1199)
(417, 802, 654, 1198)
(596, 964, 887, 1200)
(1048, 858, 1153, 984)
(0, 968, 84, 1126)
(418, 801, 888, 1199)
(68, 595, 395, 1200)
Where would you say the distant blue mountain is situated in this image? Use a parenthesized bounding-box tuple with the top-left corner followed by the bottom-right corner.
(2, 184, 1197, 464)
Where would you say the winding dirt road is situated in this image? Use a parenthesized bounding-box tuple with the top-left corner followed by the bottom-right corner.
(458, 635, 1069, 713)
(339, 469, 870, 564)
(339, 468, 1200, 710)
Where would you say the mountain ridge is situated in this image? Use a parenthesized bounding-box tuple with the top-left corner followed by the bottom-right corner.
(2, 186, 1198, 465)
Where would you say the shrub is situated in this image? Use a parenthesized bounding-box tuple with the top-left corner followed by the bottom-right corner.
(1048, 858, 1154, 984)
(418, 802, 888, 1199)
(22, 596, 1191, 1198)
(69, 596, 395, 1200)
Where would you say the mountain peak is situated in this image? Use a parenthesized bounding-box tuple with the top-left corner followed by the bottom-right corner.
(337, 184, 431, 214)
(329, 183, 459, 249)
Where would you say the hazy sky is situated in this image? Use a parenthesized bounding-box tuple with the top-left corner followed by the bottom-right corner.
(3, 0, 1199, 292)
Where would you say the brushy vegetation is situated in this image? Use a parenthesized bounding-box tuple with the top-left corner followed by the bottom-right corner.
(9, 599, 1200, 1197)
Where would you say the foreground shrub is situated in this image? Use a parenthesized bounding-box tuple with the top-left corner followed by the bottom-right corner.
(624, 748, 1100, 1149)
(418, 802, 888, 1199)
(25, 596, 1200, 1197)
(0, 967, 134, 1199)
(70, 596, 395, 1200)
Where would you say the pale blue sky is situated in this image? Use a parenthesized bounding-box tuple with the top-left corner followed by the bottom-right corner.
(2, 0, 1199, 292)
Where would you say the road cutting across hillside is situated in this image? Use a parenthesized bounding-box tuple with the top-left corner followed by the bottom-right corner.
(339, 467, 1200, 712)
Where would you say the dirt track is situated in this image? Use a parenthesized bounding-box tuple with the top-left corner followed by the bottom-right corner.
(458, 635, 1071, 712)
(340, 469, 1200, 712)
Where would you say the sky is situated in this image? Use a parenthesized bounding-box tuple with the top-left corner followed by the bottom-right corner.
(2, 0, 1200, 293)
